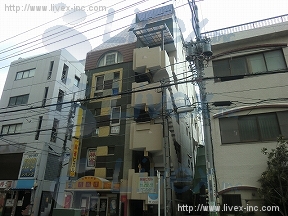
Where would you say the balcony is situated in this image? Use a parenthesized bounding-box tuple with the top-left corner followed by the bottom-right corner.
(133, 46, 172, 82)
(129, 122, 162, 152)
(131, 82, 162, 108)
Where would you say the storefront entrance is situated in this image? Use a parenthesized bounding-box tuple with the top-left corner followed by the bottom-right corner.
(81, 197, 109, 216)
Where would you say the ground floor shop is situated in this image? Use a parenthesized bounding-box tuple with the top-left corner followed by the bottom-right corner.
(0, 180, 33, 216)
(65, 176, 120, 216)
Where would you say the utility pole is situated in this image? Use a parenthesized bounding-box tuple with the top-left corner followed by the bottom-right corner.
(51, 101, 76, 214)
(185, 0, 217, 215)
(161, 80, 172, 216)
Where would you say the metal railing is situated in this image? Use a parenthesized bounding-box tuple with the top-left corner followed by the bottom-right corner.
(201, 14, 288, 38)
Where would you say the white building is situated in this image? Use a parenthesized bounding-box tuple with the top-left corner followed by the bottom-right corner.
(0, 49, 86, 216)
(202, 15, 288, 215)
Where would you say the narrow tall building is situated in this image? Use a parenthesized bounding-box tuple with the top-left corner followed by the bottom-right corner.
(0, 49, 86, 216)
(64, 4, 202, 216)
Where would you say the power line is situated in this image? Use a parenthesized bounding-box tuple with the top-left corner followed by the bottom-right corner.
(0, 59, 187, 114)
(0, 0, 173, 62)
(1, 68, 288, 116)
(0, 0, 104, 45)
(0, 0, 135, 57)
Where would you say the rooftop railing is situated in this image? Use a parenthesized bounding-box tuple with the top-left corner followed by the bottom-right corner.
(201, 14, 288, 38)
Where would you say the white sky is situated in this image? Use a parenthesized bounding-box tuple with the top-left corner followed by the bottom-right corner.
(0, 0, 287, 98)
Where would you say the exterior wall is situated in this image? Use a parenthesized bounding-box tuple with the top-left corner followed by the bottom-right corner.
(0, 49, 85, 215)
(76, 5, 202, 216)
(85, 43, 136, 71)
(203, 20, 288, 212)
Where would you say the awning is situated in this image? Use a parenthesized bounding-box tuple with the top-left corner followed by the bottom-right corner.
(10, 179, 34, 190)
(133, 23, 174, 47)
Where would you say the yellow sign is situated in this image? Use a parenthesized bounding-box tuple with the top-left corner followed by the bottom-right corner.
(70, 139, 79, 177)
(66, 176, 120, 191)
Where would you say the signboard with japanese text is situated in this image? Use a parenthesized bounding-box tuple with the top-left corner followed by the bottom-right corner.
(86, 148, 96, 167)
(138, 177, 156, 193)
(148, 193, 159, 204)
(19, 152, 39, 178)
(70, 139, 79, 177)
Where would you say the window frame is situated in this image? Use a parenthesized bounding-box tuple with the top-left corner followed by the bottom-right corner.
(213, 49, 287, 81)
(1, 123, 22, 135)
(74, 76, 80, 87)
(50, 118, 59, 143)
(219, 111, 285, 144)
(105, 52, 117, 65)
(35, 116, 43, 140)
(95, 75, 104, 91)
(42, 87, 49, 106)
(111, 106, 121, 125)
(56, 90, 64, 112)
(97, 51, 123, 67)
(8, 94, 29, 107)
(61, 64, 69, 84)
(47, 61, 54, 80)
(15, 68, 36, 80)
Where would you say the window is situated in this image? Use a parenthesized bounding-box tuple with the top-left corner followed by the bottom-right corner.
(219, 111, 288, 144)
(108, 146, 115, 155)
(94, 108, 101, 116)
(105, 53, 117, 65)
(110, 126, 120, 134)
(42, 87, 49, 106)
(50, 119, 59, 142)
(74, 76, 80, 87)
(1, 123, 22, 134)
(95, 75, 104, 91)
(15, 68, 35, 80)
(112, 88, 119, 95)
(111, 107, 121, 125)
(47, 61, 54, 80)
(8, 94, 29, 106)
(94, 92, 103, 98)
(106, 168, 114, 178)
(213, 50, 286, 81)
(174, 141, 181, 163)
(97, 51, 123, 67)
(35, 116, 43, 140)
(114, 72, 120, 80)
(61, 64, 69, 83)
(56, 90, 64, 111)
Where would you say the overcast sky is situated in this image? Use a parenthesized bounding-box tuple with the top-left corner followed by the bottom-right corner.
(0, 0, 287, 98)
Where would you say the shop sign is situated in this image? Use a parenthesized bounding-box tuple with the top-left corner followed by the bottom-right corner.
(19, 152, 39, 178)
(86, 148, 96, 167)
(0, 181, 12, 189)
(138, 177, 156, 193)
(75, 176, 103, 189)
(70, 139, 79, 177)
(147, 193, 159, 204)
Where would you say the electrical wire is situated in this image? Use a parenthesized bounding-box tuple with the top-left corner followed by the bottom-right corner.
(0, 0, 175, 61)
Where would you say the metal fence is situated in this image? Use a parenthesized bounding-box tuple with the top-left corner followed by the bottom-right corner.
(201, 14, 288, 38)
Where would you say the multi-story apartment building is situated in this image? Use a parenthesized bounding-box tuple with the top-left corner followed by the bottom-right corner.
(0, 49, 86, 216)
(64, 4, 202, 216)
(201, 15, 288, 215)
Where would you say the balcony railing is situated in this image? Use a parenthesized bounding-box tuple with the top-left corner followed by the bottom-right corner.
(201, 14, 288, 38)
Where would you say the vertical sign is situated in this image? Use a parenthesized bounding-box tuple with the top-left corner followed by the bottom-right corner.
(70, 139, 79, 177)
(19, 152, 39, 178)
(86, 148, 96, 167)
